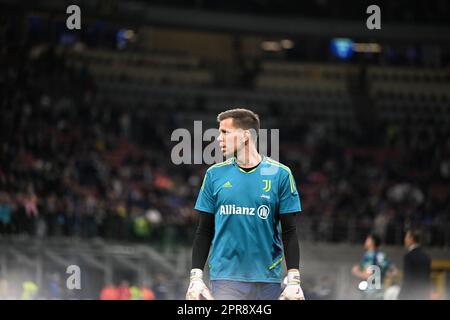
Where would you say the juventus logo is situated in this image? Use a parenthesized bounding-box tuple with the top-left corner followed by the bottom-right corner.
(263, 179, 272, 192)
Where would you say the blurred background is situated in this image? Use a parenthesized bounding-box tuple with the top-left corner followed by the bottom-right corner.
(0, 0, 450, 300)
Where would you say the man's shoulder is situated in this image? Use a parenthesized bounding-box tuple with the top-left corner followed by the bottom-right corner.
(411, 247, 431, 261)
(404, 249, 414, 261)
(263, 157, 293, 176)
(407, 247, 421, 257)
(206, 158, 235, 174)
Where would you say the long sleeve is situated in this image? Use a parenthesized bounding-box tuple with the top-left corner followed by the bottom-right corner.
(280, 213, 300, 270)
(191, 211, 215, 270)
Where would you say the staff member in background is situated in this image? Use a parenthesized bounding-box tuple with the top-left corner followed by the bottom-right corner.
(398, 229, 431, 300)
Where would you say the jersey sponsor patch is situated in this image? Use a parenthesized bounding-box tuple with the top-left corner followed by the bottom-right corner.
(219, 205, 255, 216)
(219, 204, 271, 220)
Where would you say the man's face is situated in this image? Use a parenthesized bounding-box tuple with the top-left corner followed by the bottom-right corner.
(217, 118, 246, 158)
(404, 232, 413, 248)
(364, 236, 374, 251)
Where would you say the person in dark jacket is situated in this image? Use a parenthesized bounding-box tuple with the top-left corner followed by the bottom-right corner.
(398, 229, 431, 300)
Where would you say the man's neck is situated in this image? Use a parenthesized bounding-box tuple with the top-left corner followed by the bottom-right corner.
(235, 146, 262, 168)
(408, 244, 419, 252)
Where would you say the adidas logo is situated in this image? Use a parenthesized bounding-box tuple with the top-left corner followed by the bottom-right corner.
(223, 181, 232, 188)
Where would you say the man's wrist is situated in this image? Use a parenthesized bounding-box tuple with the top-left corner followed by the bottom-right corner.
(190, 268, 203, 280)
(287, 269, 301, 285)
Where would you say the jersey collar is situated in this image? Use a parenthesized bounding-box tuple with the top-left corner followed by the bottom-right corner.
(234, 155, 266, 174)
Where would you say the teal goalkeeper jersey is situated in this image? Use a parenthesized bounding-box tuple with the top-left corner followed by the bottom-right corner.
(194, 156, 301, 283)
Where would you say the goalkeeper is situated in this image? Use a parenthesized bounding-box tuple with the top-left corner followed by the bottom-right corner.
(186, 108, 304, 300)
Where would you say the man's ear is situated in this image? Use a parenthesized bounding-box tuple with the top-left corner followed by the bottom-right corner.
(242, 129, 250, 143)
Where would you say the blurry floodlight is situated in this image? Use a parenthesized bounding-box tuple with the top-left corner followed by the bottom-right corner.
(330, 38, 354, 59)
(353, 42, 382, 53)
(261, 41, 282, 51)
(280, 39, 294, 49)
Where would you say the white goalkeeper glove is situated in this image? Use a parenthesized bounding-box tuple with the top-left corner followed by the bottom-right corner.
(279, 270, 305, 300)
(186, 269, 214, 300)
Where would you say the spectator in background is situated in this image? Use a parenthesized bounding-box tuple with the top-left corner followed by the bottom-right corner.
(21, 281, 39, 300)
(0, 278, 10, 299)
(47, 273, 63, 299)
(0, 192, 12, 235)
(139, 279, 155, 300)
(129, 285, 142, 300)
(398, 229, 431, 300)
(141, 287, 155, 300)
(152, 273, 169, 300)
(100, 282, 119, 300)
(117, 280, 131, 300)
(373, 209, 389, 243)
(22, 191, 39, 236)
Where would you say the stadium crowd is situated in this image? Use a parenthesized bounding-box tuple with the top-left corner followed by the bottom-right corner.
(1, 22, 450, 249)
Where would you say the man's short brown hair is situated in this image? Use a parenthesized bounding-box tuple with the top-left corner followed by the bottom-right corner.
(217, 108, 260, 139)
(407, 229, 422, 244)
